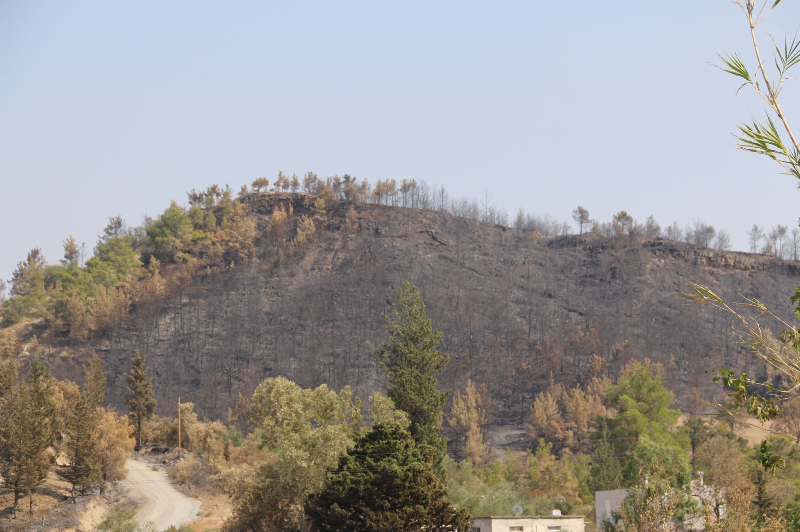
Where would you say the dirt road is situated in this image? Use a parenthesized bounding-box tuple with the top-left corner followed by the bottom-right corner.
(120, 459, 202, 531)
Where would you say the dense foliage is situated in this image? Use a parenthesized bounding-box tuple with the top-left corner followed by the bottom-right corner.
(0, 353, 135, 518)
(307, 423, 471, 532)
(373, 281, 450, 471)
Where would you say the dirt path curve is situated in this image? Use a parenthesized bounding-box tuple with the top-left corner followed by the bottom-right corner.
(120, 459, 202, 531)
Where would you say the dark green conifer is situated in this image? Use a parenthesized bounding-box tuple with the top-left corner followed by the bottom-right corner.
(589, 440, 623, 493)
(125, 351, 157, 446)
(64, 395, 101, 501)
(372, 282, 449, 469)
(0, 358, 57, 515)
(753, 468, 775, 523)
(307, 423, 471, 532)
(83, 351, 107, 409)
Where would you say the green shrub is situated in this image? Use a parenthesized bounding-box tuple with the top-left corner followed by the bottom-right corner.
(224, 426, 244, 447)
(161, 526, 193, 532)
(96, 506, 155, 532)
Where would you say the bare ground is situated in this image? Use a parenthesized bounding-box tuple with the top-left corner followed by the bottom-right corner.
(119, 459, 203, 531)
(0, 467, 118, 532)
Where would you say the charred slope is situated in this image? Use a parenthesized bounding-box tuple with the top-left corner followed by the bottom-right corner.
(42, 195, 800, 437)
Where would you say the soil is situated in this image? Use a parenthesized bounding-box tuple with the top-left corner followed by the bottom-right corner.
(0, 465, 126, 532)
(120, 458, 202, 531)
(188, 494, 232, 532)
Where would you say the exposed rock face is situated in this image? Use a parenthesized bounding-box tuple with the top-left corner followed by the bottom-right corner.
(39, 197, 800, 440)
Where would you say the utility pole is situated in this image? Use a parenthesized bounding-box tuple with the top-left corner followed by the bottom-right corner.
(177, 396, 181, 456)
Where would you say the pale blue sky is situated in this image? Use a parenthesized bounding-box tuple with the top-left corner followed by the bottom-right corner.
(2, 1, 799, 285)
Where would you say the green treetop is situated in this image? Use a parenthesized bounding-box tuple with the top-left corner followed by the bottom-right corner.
(226, 376, 362, 532)
(124, 351, 157, 446)
(373, 281, 449, 466)
(145, 201, 193, 263)
(307, 423, 471, 532)
(599, 361, 683, 456)
(86, 235, 142, 287)
(2, 249, 47, 326)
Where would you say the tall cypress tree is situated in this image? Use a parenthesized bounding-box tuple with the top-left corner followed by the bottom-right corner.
(372, 282, 449, 468)
(125, 351, 156, 446)
(0, 358, 57, 516)
(589, 441, 623, 493)
(24, 358, 57, 513)
(0, 363, 24, 517)
(64, 396, 101, 502)
(754, 468, 775, 523)
(83, 351, 107, 410)
(65, 354, 108, 501)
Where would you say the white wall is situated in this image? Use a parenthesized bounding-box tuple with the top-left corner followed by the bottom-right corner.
(469, 516, 585, 532)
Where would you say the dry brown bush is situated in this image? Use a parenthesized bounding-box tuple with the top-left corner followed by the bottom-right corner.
(97, 409, 136, 483)
(0, 329, 22, 359)
(168, 454, 215, 495)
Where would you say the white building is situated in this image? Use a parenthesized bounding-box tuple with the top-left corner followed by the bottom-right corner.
(471, 510, 585, 532)
(595, 489, 629, 530)
(595, 480, 720, 532)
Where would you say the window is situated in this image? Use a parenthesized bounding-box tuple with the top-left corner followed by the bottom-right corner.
(508, 527, 523, 532)
(547, 527, 561, 532)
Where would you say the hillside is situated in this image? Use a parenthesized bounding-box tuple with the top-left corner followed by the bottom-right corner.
(14, 193, 800, 447)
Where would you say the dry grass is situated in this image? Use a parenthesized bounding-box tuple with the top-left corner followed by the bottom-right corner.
(735, 416, 777, 446)
(677, 413, 779, 448)
(0, 468, 71, 525)
(188, 493, 231, 532)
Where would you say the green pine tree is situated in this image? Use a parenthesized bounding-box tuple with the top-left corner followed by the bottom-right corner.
(307, 423, 471, 532)
(753, 468, 775, 524)
(65, 395, 101, 502)
(23, 358, 57, 513)
(83, 352, 107, 409)
(598, 361, 683, 457)
(0, 358, 57, 516)
(64, 354, 110, 500)
(372, 282, 449, 469)
(589, 440, 623, 493)
(125, 351, 157, 446)
(0, 363, 25, 517)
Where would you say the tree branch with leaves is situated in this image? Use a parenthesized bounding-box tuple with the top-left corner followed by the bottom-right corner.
(715, 0, 800, 180)
(687, 0, 800, 478)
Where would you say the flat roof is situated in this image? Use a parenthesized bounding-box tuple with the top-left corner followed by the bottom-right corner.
(472, 516, 584, 519)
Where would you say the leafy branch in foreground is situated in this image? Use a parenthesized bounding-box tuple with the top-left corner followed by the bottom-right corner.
(699, 0, 800, 483)
(684, 282, 800, 395)
(709, 368, 781, 423)
(734, 115, 800, 179)
(715, 0, 800, 182)
(681, 281, 800, 471)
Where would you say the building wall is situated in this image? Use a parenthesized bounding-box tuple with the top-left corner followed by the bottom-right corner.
(595, 489, 629, 530)
(470, 516, 585, 532)
(471, 517, 494, 532)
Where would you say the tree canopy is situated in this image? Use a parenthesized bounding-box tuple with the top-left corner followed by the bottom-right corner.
(226, 376, 362, 532)
(373, 281, 449, 468)
(598, 360, 684, 457)
(307, 423, 471, 532)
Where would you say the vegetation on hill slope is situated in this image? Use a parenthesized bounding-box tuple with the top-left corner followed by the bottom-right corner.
(2, 179, 799, 445)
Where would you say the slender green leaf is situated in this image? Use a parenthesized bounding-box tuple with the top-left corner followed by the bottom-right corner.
(715, 52, 752, 82)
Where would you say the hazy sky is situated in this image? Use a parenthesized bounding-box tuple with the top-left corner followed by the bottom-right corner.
(2, 1, 800, 285)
